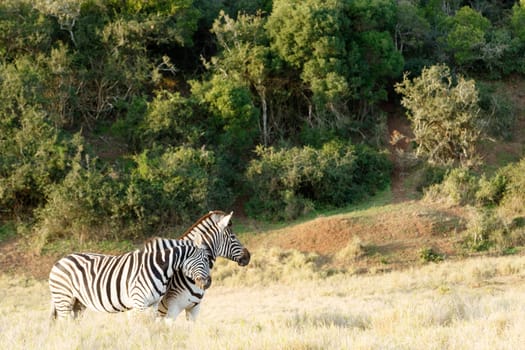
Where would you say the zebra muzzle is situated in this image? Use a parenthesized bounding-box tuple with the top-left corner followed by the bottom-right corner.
(237, 248, 251, 266)
(195, 276, 212, 290)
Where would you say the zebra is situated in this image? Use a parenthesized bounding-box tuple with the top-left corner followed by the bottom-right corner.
(155, 210, 250, 321)
(49, 239, 211, 320)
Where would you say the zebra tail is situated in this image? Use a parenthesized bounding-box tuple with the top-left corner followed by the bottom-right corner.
(50, 301, 57, 321)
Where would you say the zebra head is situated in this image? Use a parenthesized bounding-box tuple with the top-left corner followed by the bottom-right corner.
(183, 211, 251, 267)
(181, 245, 212, 290)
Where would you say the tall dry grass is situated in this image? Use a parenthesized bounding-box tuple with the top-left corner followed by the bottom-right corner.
(1, 250, 525, 349)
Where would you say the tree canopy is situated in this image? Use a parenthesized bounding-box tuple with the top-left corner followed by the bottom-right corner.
(0, 0, 524, 248)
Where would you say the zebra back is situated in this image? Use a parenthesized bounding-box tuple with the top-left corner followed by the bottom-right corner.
(49, 241, 210, 318)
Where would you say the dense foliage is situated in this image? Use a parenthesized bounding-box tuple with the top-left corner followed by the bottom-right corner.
(0, 0, 524, 249)
(425, 159, 525, 252)
(245, 142, 391, 220)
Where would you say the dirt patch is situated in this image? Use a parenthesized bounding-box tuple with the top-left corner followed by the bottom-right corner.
(0, 238, 58, 280)
(386, 109, 418, 203)
(274, 217, 357, 255)
(251, 202, 469, 271)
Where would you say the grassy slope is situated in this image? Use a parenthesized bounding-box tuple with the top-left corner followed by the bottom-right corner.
(1, 255, 525, 349)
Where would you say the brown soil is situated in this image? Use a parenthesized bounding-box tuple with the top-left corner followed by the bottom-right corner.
(0, 238, 58, 280)
(250, 201, 470, 272)
(387, 109, 416, 203)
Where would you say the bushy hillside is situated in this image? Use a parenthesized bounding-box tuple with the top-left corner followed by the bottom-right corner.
(0, 0, 524, 259)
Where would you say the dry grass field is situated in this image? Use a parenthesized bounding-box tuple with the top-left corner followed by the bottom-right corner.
(1, 249, 525, 350)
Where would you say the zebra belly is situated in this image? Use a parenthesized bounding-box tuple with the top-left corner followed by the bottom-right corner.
(74, 291, 131, 313)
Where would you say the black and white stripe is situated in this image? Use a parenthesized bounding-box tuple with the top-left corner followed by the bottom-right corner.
(156, 211, 250, 321)
(49, 240, 211, 320)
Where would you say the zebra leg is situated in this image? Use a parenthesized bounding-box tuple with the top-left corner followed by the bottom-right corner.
(157, 295, 170, 318)
(158, 294, 185, 321)
(72, 299, 86, 319)
(50, 294, 75, 319)
(185, 302, 201, 322)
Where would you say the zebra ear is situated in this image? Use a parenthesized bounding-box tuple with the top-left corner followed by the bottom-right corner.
(218, 211, 233, 231)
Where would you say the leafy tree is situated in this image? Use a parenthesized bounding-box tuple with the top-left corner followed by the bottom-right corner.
(34, 0, 81, 46)
(221, 0, 272, 16)
(395, 64, 482, 166)
(509, 0, 525, 73)
(191, 75, 259, 158)
(394, 0, 431, 55)
(267, 0, 350, 124)
(0, 0, 56, 60)
(209, 11, 271, 145)
(266, 0, 402, 132)
(445, 6, 491, 67)
(138, 91, 202, 148)
(511, 0, 525, 42)
(0, 54, 83, 217)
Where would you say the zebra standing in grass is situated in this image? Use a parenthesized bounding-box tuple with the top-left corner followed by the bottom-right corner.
(49, 240, 211, 320)
(155, 210, 250, 321)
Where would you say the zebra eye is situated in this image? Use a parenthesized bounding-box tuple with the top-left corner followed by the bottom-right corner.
(228, 220, 232, 227)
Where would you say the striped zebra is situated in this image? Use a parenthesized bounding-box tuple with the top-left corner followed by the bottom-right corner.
(49, 240, 211, 320)
(155, 210, 250, 321)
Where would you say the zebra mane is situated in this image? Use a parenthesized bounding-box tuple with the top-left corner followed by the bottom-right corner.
(143, 236, 162, 245)
(141, 236, 201, 253)
(141, 236, 164, 252)
(178, 210, 227, 239)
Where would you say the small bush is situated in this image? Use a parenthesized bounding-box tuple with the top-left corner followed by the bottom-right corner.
(414, 164, 448, 193)
(476, 173, 507, 207)
(32, 153, 125, 251)
(127, 146, 232, 231)
(419, 247, 445, 263)
(424, 167, 479, 206)
(335, 236, 367, 264)
(497, 158, 525, 219)
(463, 209, 508, 252)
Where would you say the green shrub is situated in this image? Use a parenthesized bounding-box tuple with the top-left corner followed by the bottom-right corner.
(477, 83, 516, 141)
(32, 153, 125, 251)
(476, 173, 507, 207)
(245, 141, 391, 220)
(498, 158, 525, 219)
(0, 51, 84, 218)
(113, 91, 205, 151)
(32, 146, 232, 252)
(424, 168, 479, 206)
(419, 247, 445, 263)
(463, 209, 508, 252)
(140, 91, 202, 148)
(111, 96, 148, 150)
(127, 146, 232, 231)
(395, 65, 483, 167)
(414, 164, 448, 193)
(0, 116, 81, 218)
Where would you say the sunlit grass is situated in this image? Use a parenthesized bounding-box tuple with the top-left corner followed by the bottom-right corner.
(1, 252, 525, 349)
(233, 188, 394, 236)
